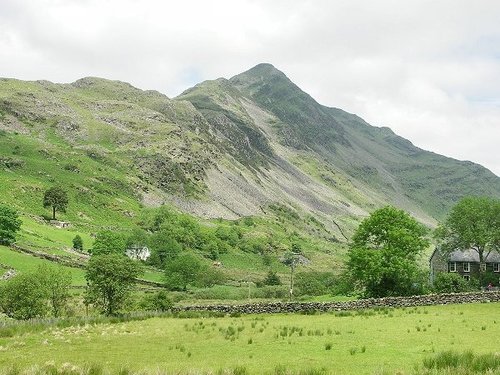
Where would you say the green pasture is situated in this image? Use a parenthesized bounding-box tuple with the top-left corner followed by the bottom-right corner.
(0, 245, 86, 286)
(16, 215, 94, 256)
(0, 246, 164, 287)
(0, 132, 141, 230)
(0, 303, 498, 374)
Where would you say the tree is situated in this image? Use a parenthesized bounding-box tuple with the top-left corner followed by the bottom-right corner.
(91, 230, 126, 256)
(196, 266, 226, 288)
(39, 265, 72, 317)
(0, 266, 72, 319)
(0, 204, 22, 245)
(436, 196, 500, 282)
(126, 228, 149, 249)
(0, 272, 48, 319)
(43, 186, 69, 220)
(164, 253, 202, 291)
(72, 235, 83, 251)
(148, 230, 181, 268)
(85, 254, 142, 316)
(281, 251, 302, 300)
(347, 206, 429, 298)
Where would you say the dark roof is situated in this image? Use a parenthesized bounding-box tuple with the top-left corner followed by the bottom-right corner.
(448, 249, 500, 263)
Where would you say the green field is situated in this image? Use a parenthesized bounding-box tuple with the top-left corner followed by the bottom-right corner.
(0, 245, 86, 285)
(0, 303, 498, 374)
(0, 245, 164, 287)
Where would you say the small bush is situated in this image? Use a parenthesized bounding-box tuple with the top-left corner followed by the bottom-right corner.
(263, 270, 282, 286)
(294, 271, 335, 296)
(433, 273, 475, 293)
(140, 290, 173, 312)
(0, 328, 15, 338)
(254, 285, 289, 299)
(64, 163, 80, 173)
(72, 235, 84, 251)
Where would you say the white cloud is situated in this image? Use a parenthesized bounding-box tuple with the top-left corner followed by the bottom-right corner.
(0, 0, 499, 175)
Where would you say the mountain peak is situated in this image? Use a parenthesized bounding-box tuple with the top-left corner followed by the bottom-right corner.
(244, 62, 281, 75)
(230, 63, 289, 88)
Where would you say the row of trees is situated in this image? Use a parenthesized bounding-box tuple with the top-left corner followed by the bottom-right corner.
(346, 196, 500, 298)
(0, 255, 144, 318)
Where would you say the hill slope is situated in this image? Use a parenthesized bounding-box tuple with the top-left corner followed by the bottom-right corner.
(0, 64, 499, 249)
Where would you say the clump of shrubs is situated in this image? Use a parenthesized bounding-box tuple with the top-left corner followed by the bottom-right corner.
(139, 291, 173, 312)
(433, 273, 476, 293)
(262, 270, 281, 286)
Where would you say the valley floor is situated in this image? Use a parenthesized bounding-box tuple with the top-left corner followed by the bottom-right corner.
(0, 303, 499, 374)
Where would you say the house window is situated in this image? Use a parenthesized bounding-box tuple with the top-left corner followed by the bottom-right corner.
(494, 263, 500, 273)
(463, 275, 470, 281)
(463, 262, 470, 273)
(449, 262, 457, 272)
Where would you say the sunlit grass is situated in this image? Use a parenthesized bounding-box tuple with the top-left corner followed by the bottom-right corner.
(0, 303, 498, 374)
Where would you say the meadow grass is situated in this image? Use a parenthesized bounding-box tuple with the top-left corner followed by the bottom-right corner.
(0, 245, 164, 286)
(16, 216, 95, 257)
(0, 303, 498, 374)
(0, 245, 86, 285)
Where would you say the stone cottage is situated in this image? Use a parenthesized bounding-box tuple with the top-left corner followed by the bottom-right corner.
(430, 248, 500, 283)
(126, 245, 151, 261)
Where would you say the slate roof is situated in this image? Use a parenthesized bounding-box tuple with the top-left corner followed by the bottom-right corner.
(448, 249, 500, 263)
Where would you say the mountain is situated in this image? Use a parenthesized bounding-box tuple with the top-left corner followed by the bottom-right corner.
(1, 65, 499, 244)
(177, 63, 500, 227)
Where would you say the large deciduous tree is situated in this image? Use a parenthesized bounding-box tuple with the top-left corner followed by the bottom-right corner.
(85, 254, 142, 316)
(0, 204, 22, 245)
(43, 186, 69, 220)
(148, 230, 182, 268)
(436, 196, 500, 281)
(91, 230, 127, 256)
(347, 206, 429, 297)
(164, 253, 202, 291)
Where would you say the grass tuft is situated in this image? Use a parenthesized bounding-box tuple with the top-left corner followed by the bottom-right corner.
(421, 350, 500, 373)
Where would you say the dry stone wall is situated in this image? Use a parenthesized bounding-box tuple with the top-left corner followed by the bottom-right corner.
(173, 291, 500, 315)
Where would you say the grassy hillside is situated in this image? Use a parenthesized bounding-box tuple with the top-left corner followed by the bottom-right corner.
(0, 65, 499, 281)
(0, 245, 86, 285)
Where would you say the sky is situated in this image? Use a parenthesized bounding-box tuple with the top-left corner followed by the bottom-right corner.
(1, 0, 499, 175)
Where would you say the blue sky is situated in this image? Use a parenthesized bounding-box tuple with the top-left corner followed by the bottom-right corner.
(1, 0, 499, 175)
